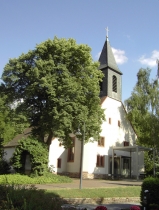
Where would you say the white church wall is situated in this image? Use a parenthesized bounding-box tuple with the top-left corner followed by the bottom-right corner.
(101, 97, 136, 149)
(83, 141, 97, 174)
(74, 96, 138, 177)
(49, 138, 67, 173)
(48, 96, 143, 178)
(66, 138, 81, 173)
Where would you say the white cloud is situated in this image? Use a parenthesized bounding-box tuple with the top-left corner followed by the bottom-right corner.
(138, 50, 159, 67)
(96, 52, 101, 59)
(112, 48, 128, 64)
(96, 47, 128, 65)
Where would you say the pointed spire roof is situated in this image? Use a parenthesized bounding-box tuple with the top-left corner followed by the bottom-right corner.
(99, 36, 122, 75)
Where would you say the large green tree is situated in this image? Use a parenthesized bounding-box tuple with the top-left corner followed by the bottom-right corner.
(125, 68, 159, 148)
(125, 68, 159, 175)
(2, 37, 105, 147)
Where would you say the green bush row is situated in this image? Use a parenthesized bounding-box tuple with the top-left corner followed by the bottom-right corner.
(0, 173, 72, 184)
(140, 177, 159, 206)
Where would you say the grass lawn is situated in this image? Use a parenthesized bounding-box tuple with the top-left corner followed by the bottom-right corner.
(46, 186, 141, 198)
(0, 184, 141, 209)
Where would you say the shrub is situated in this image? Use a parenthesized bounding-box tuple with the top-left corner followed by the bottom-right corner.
(0, 173, 72, 184)
(10, 137, 48, 176)
(0, 137, 11, 174)
(0, 184, 62, 210)
(0, 159, 10, 175)
(140, 177, 159, 206)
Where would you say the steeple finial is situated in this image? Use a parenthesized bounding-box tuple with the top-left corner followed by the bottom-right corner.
(105, 27, 109, 40)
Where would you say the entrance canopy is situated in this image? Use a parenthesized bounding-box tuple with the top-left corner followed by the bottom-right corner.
(113, 145, 152, 152)
(111, 145, 153, 180)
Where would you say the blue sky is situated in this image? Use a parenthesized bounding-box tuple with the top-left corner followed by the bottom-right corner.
(0, 0, 159, 102)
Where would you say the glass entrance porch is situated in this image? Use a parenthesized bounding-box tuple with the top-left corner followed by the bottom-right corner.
(109, 156, 131, 178)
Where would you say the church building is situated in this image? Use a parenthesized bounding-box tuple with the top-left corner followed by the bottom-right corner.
(4, 33, 146, 179)
(48, 34, 145, 179)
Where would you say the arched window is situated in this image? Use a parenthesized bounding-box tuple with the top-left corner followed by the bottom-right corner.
(112, 75, 117, 92)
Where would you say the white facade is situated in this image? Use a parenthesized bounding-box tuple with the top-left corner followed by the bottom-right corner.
(48, 96, 144, 179)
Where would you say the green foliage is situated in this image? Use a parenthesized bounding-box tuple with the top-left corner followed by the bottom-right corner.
(144, 151, 154, 175)
(0, 138, 10, 175)
(0, 184, 62, 210)
(0, 174, 72, 184)
(10, 137, 48, 176)
(0, 86, 16, 144)
(0, 160, 10, 175)
(0, 84, 29, 145)
(140, 177, 159, 206)
(2, 37, 105, 146)
(144, 151, 159, 176)
(125, 68, 159, 148)
(125, 68, 159, 176)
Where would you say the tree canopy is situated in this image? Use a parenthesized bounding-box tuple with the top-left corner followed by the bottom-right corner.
(0, 84, 28, 145)
(125, 68, 159, 175)
(2, 37, 105, 146)
(125, 68, 159, 148)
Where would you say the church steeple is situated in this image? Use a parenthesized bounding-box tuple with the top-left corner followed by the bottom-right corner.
(99, 29, 123, 101)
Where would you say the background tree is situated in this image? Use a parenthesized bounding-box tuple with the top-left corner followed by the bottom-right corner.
(2, 37, 105, 147)
(0, 84, 29, 145)
(125, 68, 159, 175)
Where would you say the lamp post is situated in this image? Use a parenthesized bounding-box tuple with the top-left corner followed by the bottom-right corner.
(76, 122, 85, 189)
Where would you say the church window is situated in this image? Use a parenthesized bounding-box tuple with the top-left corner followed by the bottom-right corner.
(59, 142, 62, 147)
(98, 137, 105, 147)
(67, 137, 75, 162)
(96, 155, 104, 167)
(123, 141, 129, 146)
(118, 120, 120, 127)
(57, 158, 61, 168)
(109, 118, 111, 124)
(112, 75, 117, 92)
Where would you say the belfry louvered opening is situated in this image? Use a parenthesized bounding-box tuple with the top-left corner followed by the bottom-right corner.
(112, 75, 117, 92)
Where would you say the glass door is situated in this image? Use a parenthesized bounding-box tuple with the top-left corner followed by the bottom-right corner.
(121, 157, 131, 178)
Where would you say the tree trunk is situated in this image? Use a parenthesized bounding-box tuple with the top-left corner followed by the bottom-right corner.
(47, 131, 54, 147)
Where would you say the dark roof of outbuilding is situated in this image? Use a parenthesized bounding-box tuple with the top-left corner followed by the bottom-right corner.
(4, 127, 32, 148)
(99, 37, 122, 75)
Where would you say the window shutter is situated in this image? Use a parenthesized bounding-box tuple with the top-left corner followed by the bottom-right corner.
(96, 155, 100, 166)
(101, 156, 104, 167)
(57, 158, 61, 168)
(101, 137, 104, 146)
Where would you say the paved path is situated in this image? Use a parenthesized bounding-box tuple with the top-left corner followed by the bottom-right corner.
(34, 178, 142, 190)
